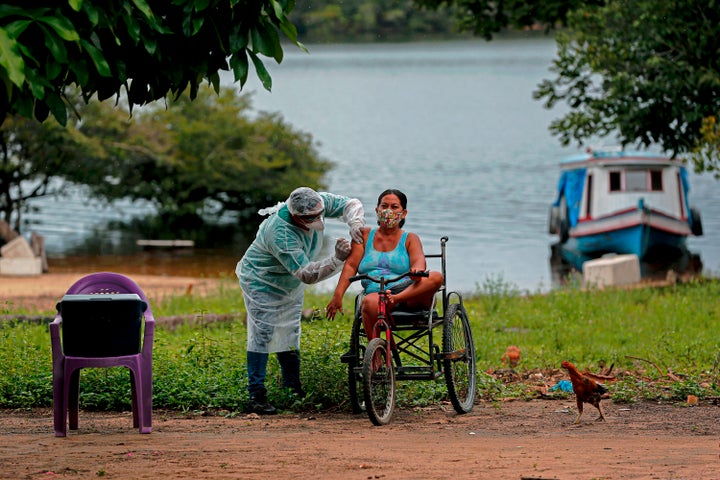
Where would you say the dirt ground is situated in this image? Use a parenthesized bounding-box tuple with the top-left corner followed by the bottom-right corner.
(2, 273, 719, 479)
(1, 401, 719, 480)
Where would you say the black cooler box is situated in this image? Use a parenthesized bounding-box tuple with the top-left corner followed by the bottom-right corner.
(57, 294, 147, 357)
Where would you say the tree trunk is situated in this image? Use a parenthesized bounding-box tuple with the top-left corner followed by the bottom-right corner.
(0, 220, 19, 243)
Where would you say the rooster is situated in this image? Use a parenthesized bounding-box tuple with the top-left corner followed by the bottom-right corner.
(501, 345, 521, 368)
(561, 360, 608, 424)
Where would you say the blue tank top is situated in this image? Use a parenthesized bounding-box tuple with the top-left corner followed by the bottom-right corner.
(358, 229, 411, 293)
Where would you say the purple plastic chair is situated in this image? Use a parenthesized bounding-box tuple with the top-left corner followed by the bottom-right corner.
(49, 272, 155, 437)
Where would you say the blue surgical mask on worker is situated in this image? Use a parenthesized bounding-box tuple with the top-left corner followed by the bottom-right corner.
(376, 208, 402, 228)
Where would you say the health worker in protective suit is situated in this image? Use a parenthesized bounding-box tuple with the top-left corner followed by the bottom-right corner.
(236, 187, 365, 415)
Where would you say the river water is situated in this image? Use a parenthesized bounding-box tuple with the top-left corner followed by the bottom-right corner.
(24, 37, 720, 293)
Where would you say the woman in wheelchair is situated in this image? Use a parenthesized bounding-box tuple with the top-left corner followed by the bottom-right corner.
(326, 188, 443, 338)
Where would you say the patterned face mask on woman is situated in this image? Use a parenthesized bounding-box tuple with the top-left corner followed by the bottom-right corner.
(376, 208, 403, 228)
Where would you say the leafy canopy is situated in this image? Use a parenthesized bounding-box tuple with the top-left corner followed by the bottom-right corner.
(0, 115, 92, 231)
(0, 87, 329, 235)
(534, 1, 720, 157)
(690, 115, 720, 177)
(413, 0, 604, 39)
(418, 0, 720, 174)
(0, 0, 305, 125)
(73, 86, 331, 224)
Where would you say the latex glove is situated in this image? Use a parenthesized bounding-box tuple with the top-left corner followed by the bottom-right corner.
(349, 222, 364, 244)
(335, 237, 351, 261)
(293, 255, 343, 284)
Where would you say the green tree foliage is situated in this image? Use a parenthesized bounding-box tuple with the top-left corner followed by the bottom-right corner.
(74, 86, 331, 225)
(688, 113, 720, 178)
(0, 115, 95, 231)
(0, 87, 329, 235)
(419, 0, 720, 173)
(533, 0, 720, 168)
(291, 0, 458, 42)
(289, 0, 602, 42)
(0, 0, 304, 125)
(413, 0, 603, 39)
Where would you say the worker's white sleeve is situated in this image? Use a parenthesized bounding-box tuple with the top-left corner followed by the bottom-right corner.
(342, 198, 365, 226)
(342, 198, 365, 243)
(291, 255, 344, 284)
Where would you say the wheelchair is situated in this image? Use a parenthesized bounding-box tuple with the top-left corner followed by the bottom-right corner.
(340, 236, 477, 425)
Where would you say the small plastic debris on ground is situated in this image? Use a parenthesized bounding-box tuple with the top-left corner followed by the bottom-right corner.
(549, 379, 574, 392)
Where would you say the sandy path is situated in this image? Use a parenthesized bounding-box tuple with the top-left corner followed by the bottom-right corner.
(1, 401, 719, 479)
(1, 273, 223, 311)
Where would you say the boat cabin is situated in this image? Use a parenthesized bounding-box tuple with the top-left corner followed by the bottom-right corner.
(562, 152, 691, 228)
(549, 149, 702, 259)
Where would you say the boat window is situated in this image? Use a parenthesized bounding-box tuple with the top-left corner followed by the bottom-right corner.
(625, 170, 647, 191)
(609, 171, 621, 191)
(650, 170, 663, 191)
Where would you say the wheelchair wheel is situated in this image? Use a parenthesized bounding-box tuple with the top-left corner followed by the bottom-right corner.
(442, 303, 477, 414)
(362, 337, 396, 426)
(347, 301, 366, 413)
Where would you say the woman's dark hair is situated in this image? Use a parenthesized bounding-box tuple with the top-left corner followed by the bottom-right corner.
(376, 188, 407, 228)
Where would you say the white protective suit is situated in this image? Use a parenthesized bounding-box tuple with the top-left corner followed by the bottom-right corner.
(236, 190, 364, 353)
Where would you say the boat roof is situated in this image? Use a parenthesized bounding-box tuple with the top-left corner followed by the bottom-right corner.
(560, 148, 684, 170)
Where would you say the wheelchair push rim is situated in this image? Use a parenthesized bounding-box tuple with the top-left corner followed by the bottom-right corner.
(442, 302, 477, 414)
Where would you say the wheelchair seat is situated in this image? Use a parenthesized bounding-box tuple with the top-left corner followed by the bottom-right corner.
(391, 308, 436, 327)
(390, 282, 444, 327)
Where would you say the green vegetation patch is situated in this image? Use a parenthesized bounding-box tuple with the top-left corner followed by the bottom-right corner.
(1, 277, 718, 412)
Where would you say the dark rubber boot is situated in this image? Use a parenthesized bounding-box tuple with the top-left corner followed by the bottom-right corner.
(249, 391, 277, 415)
(277, 350, 304, 398)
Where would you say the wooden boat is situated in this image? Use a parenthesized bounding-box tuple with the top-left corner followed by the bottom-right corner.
(548, 148, 703, 270)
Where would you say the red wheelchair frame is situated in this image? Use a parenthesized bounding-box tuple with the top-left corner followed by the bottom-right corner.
(341, 236, 477, 426)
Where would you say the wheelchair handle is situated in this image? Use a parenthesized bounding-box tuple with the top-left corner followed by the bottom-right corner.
(349, 269, 429, 285)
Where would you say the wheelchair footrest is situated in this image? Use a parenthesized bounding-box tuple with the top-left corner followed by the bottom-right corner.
(396, 366, 441, 381)
(396, 372, 443, 381)
(442, 348, 468, 361)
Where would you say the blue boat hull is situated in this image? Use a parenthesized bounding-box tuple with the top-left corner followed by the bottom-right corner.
(574, 224, 687, 259)
(558, 224, 689, 272)
(550, 239, 701, 283)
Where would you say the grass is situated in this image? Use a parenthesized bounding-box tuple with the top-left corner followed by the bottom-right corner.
(1, 276, 719, 413)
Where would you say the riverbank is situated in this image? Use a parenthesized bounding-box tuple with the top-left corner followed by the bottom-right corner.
(3, 272, 719, 479)
(1, 273, 224, 312)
